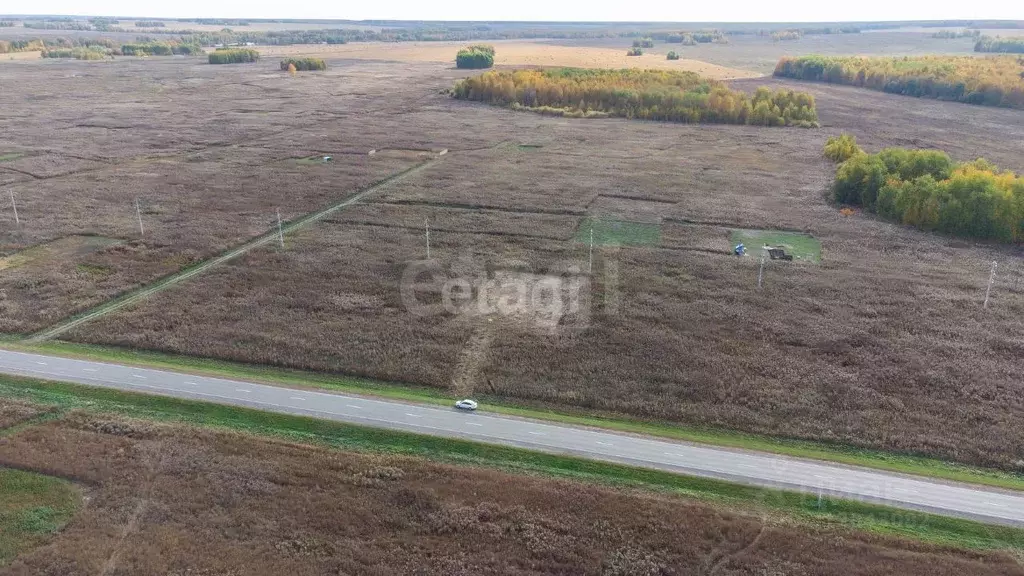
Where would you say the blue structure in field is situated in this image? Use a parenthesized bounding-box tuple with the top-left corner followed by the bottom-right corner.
(733, 243, 746, 256)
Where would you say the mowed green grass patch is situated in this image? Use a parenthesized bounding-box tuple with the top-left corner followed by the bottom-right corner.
(731, 228, 822, 263)
(0, 374, 1023, 552)
(0, 468, 80, 566)
(577, 217, 661, 247)
(0, 153, 24, 163)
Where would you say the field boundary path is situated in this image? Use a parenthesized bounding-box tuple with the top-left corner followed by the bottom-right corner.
(26, 159, 440, 343)
(2, 348, 1024, 528)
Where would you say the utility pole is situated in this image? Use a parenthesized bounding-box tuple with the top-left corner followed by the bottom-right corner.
(984, 260, 998, 309)
(757, 247, 767, 289)
(425, 219, 431, 260)
(276, 208, 285, 249)
(9, 189, 18, 226)
(588, 226, 594, 274)
(135, 198, 144, 237)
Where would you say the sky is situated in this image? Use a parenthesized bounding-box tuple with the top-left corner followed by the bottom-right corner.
(4, 0, 1022, 23)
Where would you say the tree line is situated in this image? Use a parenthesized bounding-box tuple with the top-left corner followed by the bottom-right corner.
(23, 21, 92, 30)
(280, 58, 327, 71)
(0, 39, 46, 53)
(665, 31, 728, 45)
(828, 136, 1024, 242)
(451, 69, 819, 127)
(0, 36, 204, 57)
(188, 19, 251, 26)
(89, 18, 119, 31)
(41, 46, 110, 60)
(135, 21, 166, 28)
(931, 29, 980, 39)
(774, 55, 1024, 109)
(456, 45, 494, 69)
(180, 29, 351, 46)
(771, 30, 801, 42)
(122, 41, 202, 56)
(974, 35, 1024, 53)
(208, 48, 259, 64)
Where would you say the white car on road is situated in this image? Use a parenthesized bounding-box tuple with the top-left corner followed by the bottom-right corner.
(454, 399, 478, 411)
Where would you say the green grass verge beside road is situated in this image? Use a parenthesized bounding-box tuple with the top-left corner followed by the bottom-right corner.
(0, 468, 80, 566)
(0, 374, 1022, 552)
(5, 340, 1024, 493)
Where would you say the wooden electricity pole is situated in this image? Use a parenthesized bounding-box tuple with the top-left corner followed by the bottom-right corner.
(984, 261, 998, 309)
(135, 198, 144, 237)
(758, 247, 767, 289)
(9, 190, 18, 226)
(588, 226, 594, 274)
(276, 209, 285, 249)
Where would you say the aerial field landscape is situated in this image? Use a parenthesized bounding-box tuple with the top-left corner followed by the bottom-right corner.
(1, 14, 1024, 574)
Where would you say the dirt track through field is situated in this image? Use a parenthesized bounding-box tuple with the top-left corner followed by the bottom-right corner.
(450, 325, 495, 397)
(26, 159, 441, 343)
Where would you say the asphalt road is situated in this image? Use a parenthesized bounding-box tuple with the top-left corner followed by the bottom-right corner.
(2, 349, 1023, 527)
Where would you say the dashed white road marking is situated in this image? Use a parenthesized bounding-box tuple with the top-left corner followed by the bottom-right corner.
(529, 431, 545, 436)
(290, 396, 305, 401)
(346, 404, 361, 409)
(36, 362, 47, 365)
(235, 388, 251, 393)
(184, 381, 198, 386)
(405, 413, 422, 418)
(132, 374, 146, 379)
(595, 441, 612, 446)
(82, 368, 97, 372)
(465, 422, 483, 427)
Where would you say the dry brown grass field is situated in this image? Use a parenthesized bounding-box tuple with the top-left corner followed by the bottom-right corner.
(546, 31, 984, 75)
(0, 51, 41, 61)
(0, 59, 448, 333)
(1, 404, 1021, 575)
(3, 51, 1024, 473)
(261, 41, 760, 78)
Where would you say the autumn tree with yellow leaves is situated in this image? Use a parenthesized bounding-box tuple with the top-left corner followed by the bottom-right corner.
(451, 68, 819, 127)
